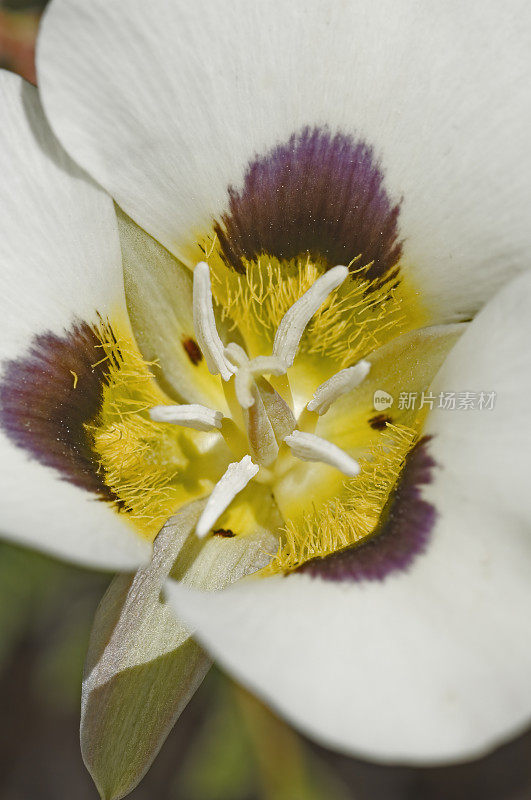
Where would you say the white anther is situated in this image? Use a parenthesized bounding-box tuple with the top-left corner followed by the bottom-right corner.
(283, 430, 360, 477)
(307, 360, 371, 415)
(193, 262, 235, 381)
(273, 265, 349, 368)
(149, 404, 223, 431)
(196, 455, 259, 538)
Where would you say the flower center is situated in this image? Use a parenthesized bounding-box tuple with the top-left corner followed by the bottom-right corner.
(150, 262, 372, 539)
(87, 251, 431, 572)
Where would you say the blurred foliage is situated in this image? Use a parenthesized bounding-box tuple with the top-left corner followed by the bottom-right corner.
(176, 675, 349, 800)
(0, 541, 107, 680)
(1, 0, 47, 11)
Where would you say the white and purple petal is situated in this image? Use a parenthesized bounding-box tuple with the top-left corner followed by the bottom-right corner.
(38, 0, 531, 320)
(0, 72, 148, 569)
(215, 128, 402, 282)
(1, 322, 120, 504)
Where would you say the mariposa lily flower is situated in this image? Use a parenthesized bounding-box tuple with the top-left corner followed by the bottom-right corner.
(1, 0, 531, 797)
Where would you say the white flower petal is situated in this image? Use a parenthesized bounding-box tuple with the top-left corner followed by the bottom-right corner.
(424, 269, 531, 556)
(0, 72, 148, 569)
(0, 72, 124, 341)
(166, 271, 531, 763)
(38, 0, 531, 319)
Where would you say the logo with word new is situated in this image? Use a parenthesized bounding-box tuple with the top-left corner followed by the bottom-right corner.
(373, 390, 394, 412)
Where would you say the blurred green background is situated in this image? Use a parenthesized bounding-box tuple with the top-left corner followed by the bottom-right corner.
(1, 4, 531, 798)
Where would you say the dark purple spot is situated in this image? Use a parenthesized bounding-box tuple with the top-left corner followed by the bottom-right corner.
(0, 321, 118, 502)
(213, 528, 236, 538)
(214, 126, 402, 279)
(368, 413, 392, 431)
(296, 437, 436, 581)
(182, 336, 203, 366)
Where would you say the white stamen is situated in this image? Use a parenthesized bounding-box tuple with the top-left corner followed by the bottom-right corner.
(229, 354, 288, 410)
(224, 342, 249, 368)
(273, 265, 349, 368)
(149, 404, 223, 431)
(283, 431, 360, 477)
(307, 360, 371, 415)
(193, 262, 234, 381)
(196, 455, 259, 538)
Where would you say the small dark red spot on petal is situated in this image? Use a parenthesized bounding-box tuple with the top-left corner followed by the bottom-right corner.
(213, 528, 236, 538)
(182, 337, 203, 365)
(369, 413, 392, 431)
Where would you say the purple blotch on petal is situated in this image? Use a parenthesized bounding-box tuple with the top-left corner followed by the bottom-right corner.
(214, 126, 402, 279)
(0, 321, 119, 502)
(296, 437, 436, 581)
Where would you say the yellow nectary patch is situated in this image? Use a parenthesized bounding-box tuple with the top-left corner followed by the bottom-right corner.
(85, 320, 211, 542)
(264, 423, 419, 574)
(209, 253, 427, 368)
